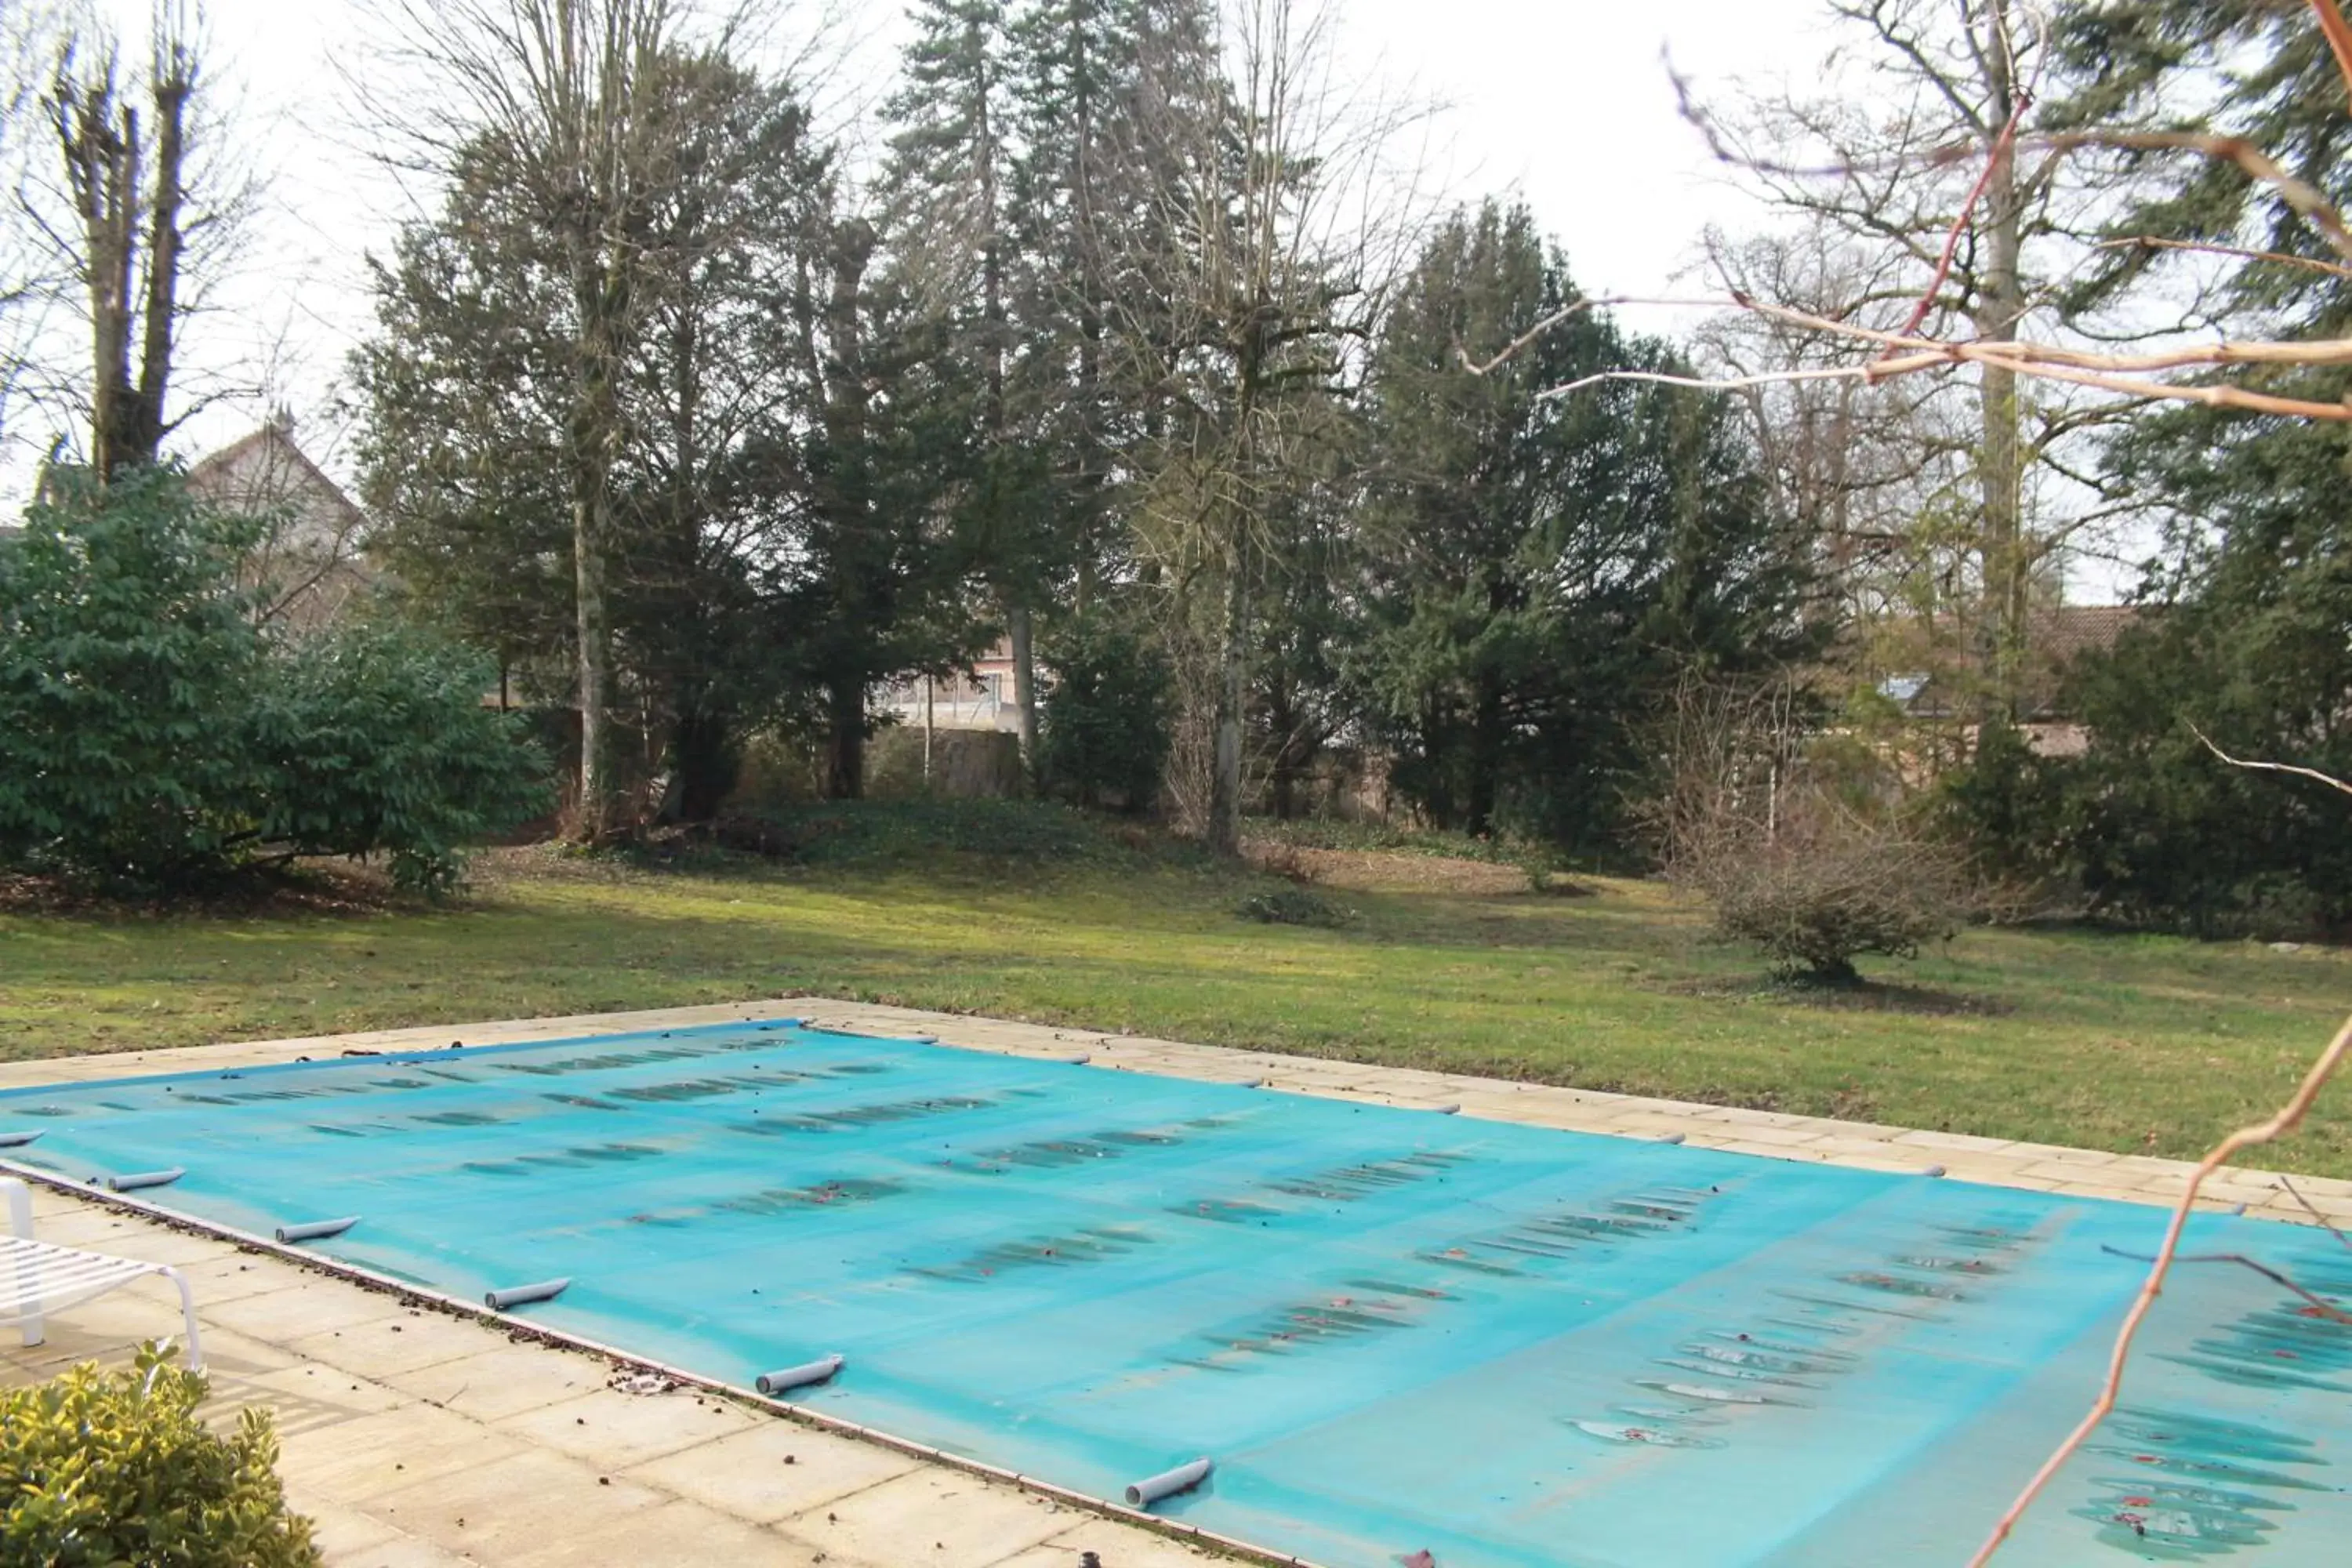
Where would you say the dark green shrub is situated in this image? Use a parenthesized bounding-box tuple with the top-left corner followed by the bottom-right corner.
(0, 469, 546, 891)
(0, 1343, 322, 1567)
(250, 621, 550, 894)
(0, 468, 267, 884)
(1039, 612, 1171, 811)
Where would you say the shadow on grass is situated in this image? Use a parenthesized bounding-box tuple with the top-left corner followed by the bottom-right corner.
(1660, 971, 2016, 1017)
(0, 864, 409, 920)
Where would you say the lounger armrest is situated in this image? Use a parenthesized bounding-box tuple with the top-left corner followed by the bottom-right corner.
(2, 1178, 29, 1241)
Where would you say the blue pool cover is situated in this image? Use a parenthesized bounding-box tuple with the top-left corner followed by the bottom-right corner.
(5, 1019, 2348, 1566)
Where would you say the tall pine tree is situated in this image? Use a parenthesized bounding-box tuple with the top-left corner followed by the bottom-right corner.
(1357, 202, 1815, 851)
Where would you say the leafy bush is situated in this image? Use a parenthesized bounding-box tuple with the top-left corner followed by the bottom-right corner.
(1, 1343, 322, 1567)
(249, 621, 550, 893)
(0, 468, 267, 884)
(0, 470, 546, 891)
(1039, 611, 1171, 811)
(1236, 887, 1356, 927)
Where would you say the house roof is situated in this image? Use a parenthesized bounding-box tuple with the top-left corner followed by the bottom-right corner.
(186, 423, 368, 533)
(1864, 603, 2144, 721)
(2024, 604, 2140, 662)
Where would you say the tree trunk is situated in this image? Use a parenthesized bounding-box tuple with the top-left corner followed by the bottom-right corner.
(1466, 668, 1503, 838)
(121, 60, 190, 473)
(1009, 602, 1038, 782)
(1973, 0, 2029, 726)
(923, 674, 936, 788)
(570, 291, 619, 839)
(56, 40, 191, 482)
(826, 682, 866, 800)
(572, 477, 614, 835)
(1270, 700, 1297, 820)
(670, 704, 739, 824)
(1267, 671, 1304, 820)
(1208, 546, 1249, 855)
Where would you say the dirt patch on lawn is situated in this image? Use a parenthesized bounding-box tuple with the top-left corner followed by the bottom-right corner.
(1241, 837, 1563, 896)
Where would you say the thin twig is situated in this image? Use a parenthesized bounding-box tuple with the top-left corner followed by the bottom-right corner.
(1457, 300, 1599, 376)
(2099, 234, 2352, 283)
(2020, 128, 2352, 265)
(1887, 89, 2032, 348)
(2278, 1174, 2352, 1250)
(2097, 1244, 2352, 1324)
(2312, 0, 2352, 111)
(1966, 1010, 2352, 1566)
(1536, 354, 2352, 422)
(2192, 724, 2352, 800)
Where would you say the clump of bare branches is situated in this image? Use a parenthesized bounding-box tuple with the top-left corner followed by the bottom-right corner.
(1649, 677, 1978, 985)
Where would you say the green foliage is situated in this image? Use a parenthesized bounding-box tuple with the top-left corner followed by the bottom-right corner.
(1952, 577, 2352, 938)
(357, 51, 843, 818)
(0, 470, 267, 884)
(249, 622, 552, 894)
(1, 1343, 322, 1568)
(1236, 886, 1356, 928)
(0, 470, 546, 892)
(1039, 608, 1171, 809)
(1353, 201, 1817, 856)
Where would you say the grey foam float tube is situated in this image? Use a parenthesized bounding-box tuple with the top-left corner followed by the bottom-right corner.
(107, 1167, 184, 1192)
(755, 1354, 844, 1396)
(0, 1130, 40, 1148)
(276, 1216, 360, 1244)
(485, 1277, 570, 1311)
(1124, 1457, 1212, 1508)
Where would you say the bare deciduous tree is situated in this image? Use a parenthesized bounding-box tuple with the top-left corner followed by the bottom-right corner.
(13, 3, 250, 482)
(1119, 0, 1421, 854)
(368, 0, 719, 838)
(1675, 0, 2145, 720)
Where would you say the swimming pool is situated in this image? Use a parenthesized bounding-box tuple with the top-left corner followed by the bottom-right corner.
(5, 1019, 2347, 1566)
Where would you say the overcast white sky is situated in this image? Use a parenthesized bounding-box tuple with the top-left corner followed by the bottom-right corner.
(56, 0, 1835, 481)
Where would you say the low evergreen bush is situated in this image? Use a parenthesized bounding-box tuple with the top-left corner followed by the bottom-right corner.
(1, 1344, 322, 1567)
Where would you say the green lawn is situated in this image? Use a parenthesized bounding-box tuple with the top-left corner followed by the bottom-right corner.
(3, 824, 2348, 1175)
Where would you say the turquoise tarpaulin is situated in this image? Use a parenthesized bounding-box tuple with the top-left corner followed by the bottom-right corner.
(6, 1021, 2346, 1566)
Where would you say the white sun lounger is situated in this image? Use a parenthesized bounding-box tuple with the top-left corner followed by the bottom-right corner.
(2, 1176, 204, 1370)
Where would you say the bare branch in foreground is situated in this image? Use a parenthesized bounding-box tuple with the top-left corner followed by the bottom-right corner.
(2278, 1174, 2352, 1251)
(2099, 234, 2352, 284)
(2312, 0, 2352, 110)
(1454, 296, 1608, 376)
(2096, 1244, 2352, 1325)
(2193, 724, 2352, 800)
